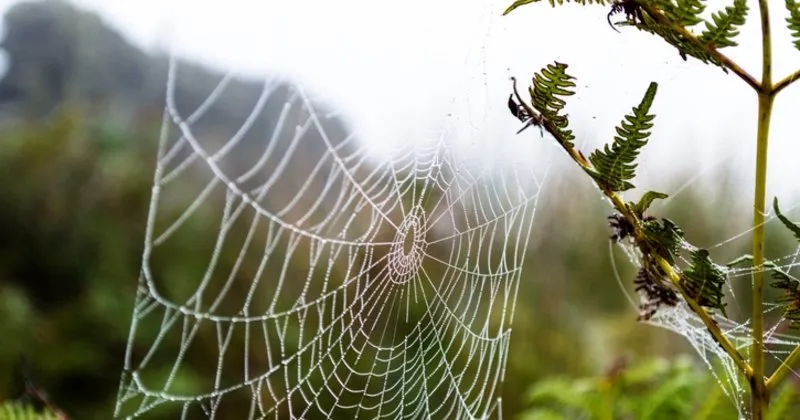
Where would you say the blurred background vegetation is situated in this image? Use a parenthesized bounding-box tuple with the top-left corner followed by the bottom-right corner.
(1, 1, 800, 419)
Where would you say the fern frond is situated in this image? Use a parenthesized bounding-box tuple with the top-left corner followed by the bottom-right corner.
(529, 62, 577, 145)
(632, 17, 727, 70)
(786, 0, 800, 51)
(769, 267, 800, 329)
(774, 197, 800, 242)
(649, 0, 705, 27)
(640, 217, 684, 264)
(699, 0, 748, 48)
(588, 82, 657, 192)
(769, 197, 800, 328)
(530, 62, 575, 119)
(670, 0, 706, 27)
(502, 0, 607, 15)
(681, 249, 727, 316)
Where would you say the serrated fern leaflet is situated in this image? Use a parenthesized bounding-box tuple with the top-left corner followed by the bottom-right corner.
(588, 81, 657, 192)
(699, 0, 748, 48)
(529, 62, 577, 145)
(774, 197, 800, 242)
(768, 267, 800, 329)
(770, 197, 800, 327)
(681, 249, 727, 316)
(669, 0, 705, 27)
(641, 217, 683, 265)
(787, 0, 800, 51)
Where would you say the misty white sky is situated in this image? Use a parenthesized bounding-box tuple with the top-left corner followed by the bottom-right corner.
(1, 0, 800, 205)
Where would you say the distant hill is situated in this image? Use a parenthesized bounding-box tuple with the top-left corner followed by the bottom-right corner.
(0, 0, 351, 144)
(0, 0, 162, 118)
(0, 0, 359, 214)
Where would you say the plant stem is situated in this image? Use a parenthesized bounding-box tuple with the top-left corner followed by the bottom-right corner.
(751, 89, 774, 420)
(772, 67, 800, 96)
(751, 1, 774, 417)
(766, 345, 800, 391)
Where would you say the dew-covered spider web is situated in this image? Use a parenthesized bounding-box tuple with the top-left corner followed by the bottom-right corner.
(113, 47, 543, 418)
(112, 2, 800, 418)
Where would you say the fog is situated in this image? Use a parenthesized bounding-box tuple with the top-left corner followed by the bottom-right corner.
(3, 0, 800, 201)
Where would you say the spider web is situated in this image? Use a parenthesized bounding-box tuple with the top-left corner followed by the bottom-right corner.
(109, 2, 800, 418)
(113, 51, 542, 418)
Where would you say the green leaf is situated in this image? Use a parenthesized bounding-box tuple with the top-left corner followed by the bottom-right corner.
(531, 62, 576, 114)
(774, 197, 800, 242)
(652, 0, 705, 27)
(699, 0, 748, 48)
(502, 0, 608, 15)
(766, 265, 800, 329)
(786, 0, 800, 51)
(633, 19, 728, 71)
(529, 61, 577, 146)
(672, 0, 706, 27)
(681, 249, 727, 316)
(503, 0, 540, 15)
(588, 82, 657, 192)
(641, 217, 684, 264)
(630, 191, 669, 218)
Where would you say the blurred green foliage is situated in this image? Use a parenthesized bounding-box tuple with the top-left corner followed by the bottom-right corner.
(517, 356, 800, 420)
(0, 107, 156, 418)
(0, 401, 59, 420)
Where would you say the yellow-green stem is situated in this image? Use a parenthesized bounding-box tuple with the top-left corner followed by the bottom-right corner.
(772, 68, 800, 96)
(751, 0, 773, 417)
(751, 91, 773, 420)
(766, 345, 800, 391)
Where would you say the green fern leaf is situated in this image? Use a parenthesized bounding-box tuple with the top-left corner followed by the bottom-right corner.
(671, 0, 706, 27)
(699, 0, 748, 48)
(529, 61, 577, 145)
(768, 197, 800, 328)
(681, 249, 727, 316)
(588, 82, 657, 192)
(503, 0, 539, 15)
(641, 217, 684, 264)
(631, 18, 728, 71)
(530, 62, 575, 118)
(502, 0, 607, 15)
(774, 197, 800, 242)
(651, 0, 705, 27)
(786, 0, 800, 50)
(630, 190, 669, 218)
(770, 268, 800, 329)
